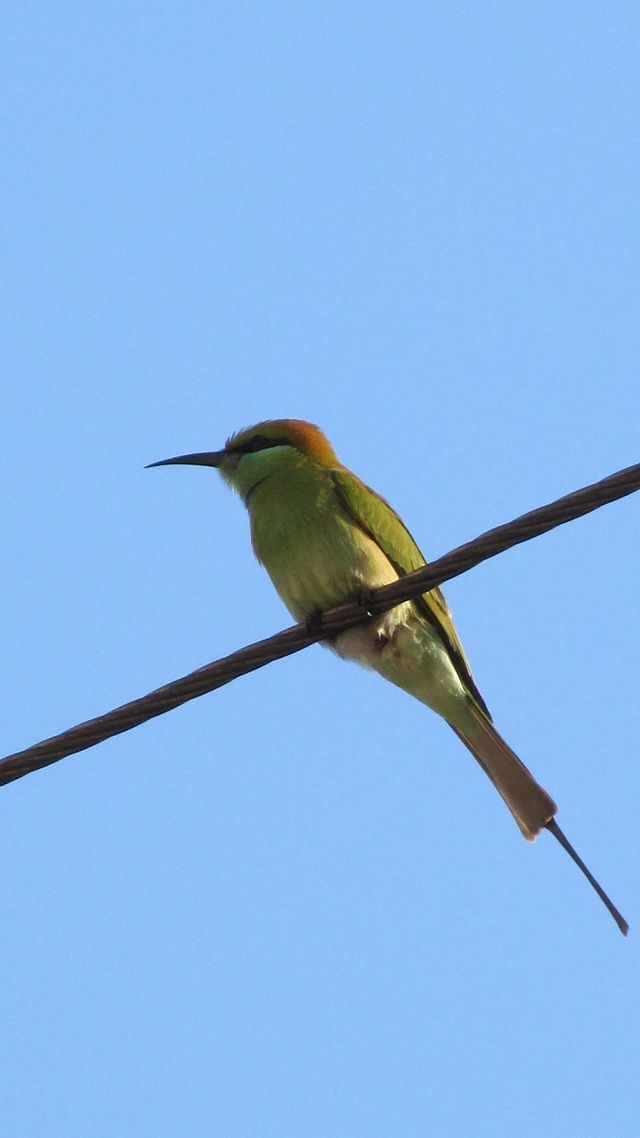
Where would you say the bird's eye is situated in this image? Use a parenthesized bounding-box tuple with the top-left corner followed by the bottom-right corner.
(246, 434, 270, 451)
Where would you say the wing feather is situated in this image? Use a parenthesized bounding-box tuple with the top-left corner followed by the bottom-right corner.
(331, 469, 491, 719)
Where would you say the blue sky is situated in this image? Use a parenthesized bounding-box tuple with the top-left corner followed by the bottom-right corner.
(2, 2, 639, 1134)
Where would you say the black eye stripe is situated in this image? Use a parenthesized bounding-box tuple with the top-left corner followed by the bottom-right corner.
(229, 435, 291, 455)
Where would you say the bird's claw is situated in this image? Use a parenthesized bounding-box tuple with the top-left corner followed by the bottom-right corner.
(356, 586, 376, 617)
(305, 608, 325, 636)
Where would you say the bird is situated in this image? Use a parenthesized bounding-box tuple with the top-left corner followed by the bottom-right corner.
(148, 418, 628, 934)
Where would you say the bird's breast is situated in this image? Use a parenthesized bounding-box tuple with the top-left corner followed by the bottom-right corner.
(248, 479, 402, 624)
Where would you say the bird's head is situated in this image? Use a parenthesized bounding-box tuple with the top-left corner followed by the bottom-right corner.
(147, 419, 338, 500)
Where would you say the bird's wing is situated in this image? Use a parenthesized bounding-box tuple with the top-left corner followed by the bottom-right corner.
(331, 468, 491, 719)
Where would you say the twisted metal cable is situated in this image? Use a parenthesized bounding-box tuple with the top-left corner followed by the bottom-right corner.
(1, 458, 638, 789)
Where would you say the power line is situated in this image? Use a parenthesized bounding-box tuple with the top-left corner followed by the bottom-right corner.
(1, 458, 638, 789)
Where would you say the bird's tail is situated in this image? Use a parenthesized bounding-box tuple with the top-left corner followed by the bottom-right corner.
(450, 704, 557, 840)
(451, 703, 629, 935)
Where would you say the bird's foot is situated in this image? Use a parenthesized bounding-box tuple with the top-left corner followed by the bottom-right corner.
(356, 585, 376, 617)
(305, 608, 325, 637)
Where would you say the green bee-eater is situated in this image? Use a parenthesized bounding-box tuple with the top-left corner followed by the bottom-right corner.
(149, 419, 627, 933)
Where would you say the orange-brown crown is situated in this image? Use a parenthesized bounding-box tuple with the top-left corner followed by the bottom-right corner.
(225, 419, 339, 464)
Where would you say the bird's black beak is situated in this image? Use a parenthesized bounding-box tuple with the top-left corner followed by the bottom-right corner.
(146, 451, 226, 469)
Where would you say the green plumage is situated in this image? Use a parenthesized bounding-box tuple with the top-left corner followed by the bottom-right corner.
(220, 423, 556, 839)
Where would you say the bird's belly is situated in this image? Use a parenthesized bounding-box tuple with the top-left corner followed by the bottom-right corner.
(334, 613, 468, 723)
(258, 511, 467, 721)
